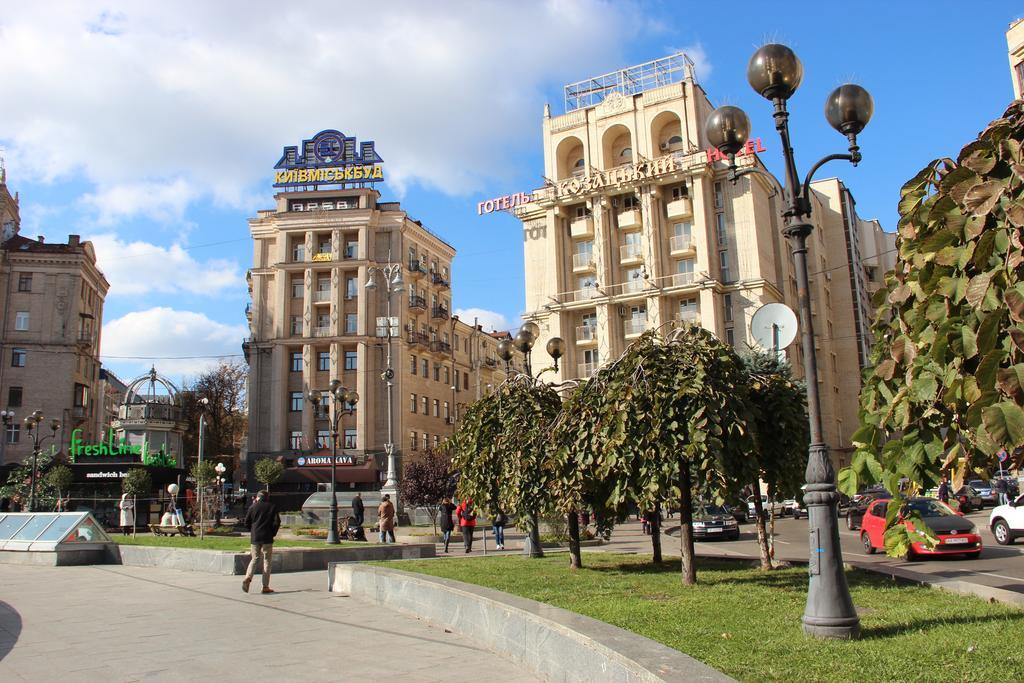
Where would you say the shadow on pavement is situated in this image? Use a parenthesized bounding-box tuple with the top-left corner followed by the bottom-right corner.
(0, 601, 21, 661)
(861, 611, 1024, 639)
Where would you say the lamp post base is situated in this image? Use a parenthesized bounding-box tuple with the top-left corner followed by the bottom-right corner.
(802, 617, 861, 640)
(326, 498, 340, 545)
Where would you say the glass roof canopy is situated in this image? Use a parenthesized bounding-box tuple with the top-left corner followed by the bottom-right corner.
(0, 512, 112, 552)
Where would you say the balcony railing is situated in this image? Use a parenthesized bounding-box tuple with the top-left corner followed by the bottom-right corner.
(408, 295, 427, 309)
(670, 235, 694, 253)
(431, 306, 450, 320)
(407, 331, 429, 346)
(313, 326, 332, 337)
(430, 340, 452, 354)
(578, 362, 598, 378)
(408, 260, 426, 276)
(572, 253, 595, 270)
(312, 289, 331, 303)
(622, 278, 645, 293)
(576, 324, 597, 342)
(676, 309, 700, 324)
(431, 272, 450, 288)
(624, 318, 648, 337)
(570, 216, 594, 238)
(619, 243, 642, 262)
(666, 197, 693, 219)
(617, 208, 641, 230)
(671, 272, 695, 287)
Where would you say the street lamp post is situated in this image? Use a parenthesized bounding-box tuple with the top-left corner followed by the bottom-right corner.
(366, 261, 403, 506)
(167, 483, 181, 526)
(197, 396, 210, 539)
(0, 409, 14, 465)
(215, 462, 226, 525)
(705, 43, 873, 640)
(21, 411, 61, 512)
(308, 381, 359, 544)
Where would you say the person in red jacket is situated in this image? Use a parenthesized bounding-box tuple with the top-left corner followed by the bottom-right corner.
(456, 499, 478, 553)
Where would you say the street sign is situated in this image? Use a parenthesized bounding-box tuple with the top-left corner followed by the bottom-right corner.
(998, 449, 1009, 463)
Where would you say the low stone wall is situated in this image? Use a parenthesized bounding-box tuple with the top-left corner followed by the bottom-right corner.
(0, 548, 109, 567)
(328, 564, 733, 683)
(111, 543, 436, 575)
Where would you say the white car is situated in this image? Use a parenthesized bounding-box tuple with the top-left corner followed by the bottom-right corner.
(746, 494, 785, 519)
(988, 493, 1024, 545)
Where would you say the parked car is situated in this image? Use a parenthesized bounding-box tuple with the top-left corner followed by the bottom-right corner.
(692, 505, 740, 540)
(846, 491, 891, 530)
(781, 497, 807, 519)
(968, 479, 997, 506)
(953, 485, 984, 513)
(724, 503, 748, 524)
(989, 493, 1024, 545)
(746, 494, 785, 520)
(860, 497, 982, 560)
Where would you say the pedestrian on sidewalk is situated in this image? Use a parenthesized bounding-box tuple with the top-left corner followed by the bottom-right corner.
(242, 490, 281, 594)
(439, 497, 456, 553)
(456, 499, 477, 552)
(641, 509, 651, 535)
(492, 508, 508, 550)
(937, 477, 950, 504)
(377, 494, 396, 543)
(995, 478, 1009, 506)
(352, 492, 365, 528)
(118, 493, 135, 535)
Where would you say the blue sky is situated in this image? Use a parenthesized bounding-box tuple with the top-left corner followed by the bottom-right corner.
(0, 1, 1018, 382)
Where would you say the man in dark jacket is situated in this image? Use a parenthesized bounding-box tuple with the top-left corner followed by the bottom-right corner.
(352, 492, 365, 527)
(242, 490, 280, 594)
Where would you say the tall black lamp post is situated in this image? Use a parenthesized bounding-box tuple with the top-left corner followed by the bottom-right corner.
(22, 411, 61, 512)
(0, 409, 14, 464)
(308, 381, 359, 544)
(705, 44, 872, 640)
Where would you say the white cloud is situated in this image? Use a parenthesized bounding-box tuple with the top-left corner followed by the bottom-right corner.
(0, 1, 643, 222)
(455, 307, 511, 333)
(87, 233, 242, 296)
(101, 307, 247, 377)
(676, 43, 712, 81)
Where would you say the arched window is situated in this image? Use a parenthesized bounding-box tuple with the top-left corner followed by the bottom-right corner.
(573, 158, 585, 168)
(668, 135, 682, 145)
(620, 147, 633, 159)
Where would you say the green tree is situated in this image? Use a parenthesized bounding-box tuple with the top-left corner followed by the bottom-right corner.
(742, 350, 809, 570)
(254, 457, 284, 493)
(122, 468, 152, 498)
(181, 360, 248, 466)
(0, 448, 57, 511)
(44, 464, 74, 510)
(841, 102, 1024, 556)
(399, 448, 455, 535)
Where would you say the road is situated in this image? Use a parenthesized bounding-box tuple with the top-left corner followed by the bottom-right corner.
(597, 512, 1024, 594)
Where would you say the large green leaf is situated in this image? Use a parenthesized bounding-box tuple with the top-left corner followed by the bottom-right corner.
(981, 401, 1024, 447)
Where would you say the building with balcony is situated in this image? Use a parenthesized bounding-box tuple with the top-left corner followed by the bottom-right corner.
(244, 180, 520, 499)
(518, 53, 896, 468)
(0, 168, 109, 471)
(1008, 18, 1024, 100)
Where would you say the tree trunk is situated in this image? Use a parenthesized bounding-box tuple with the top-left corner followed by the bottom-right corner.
(650, 503, 663, 563)
(566, 511, 583, 569)
(527, 511, 544, 558)
(679, 460, 696, 585)
(751, 478, 771, 570)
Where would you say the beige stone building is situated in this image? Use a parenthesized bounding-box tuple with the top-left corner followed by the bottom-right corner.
(0, 170, 109, 468)
(1008, 18, 1024, 100)
(244, 186, 518, 499)
(518, 54, 895, 468)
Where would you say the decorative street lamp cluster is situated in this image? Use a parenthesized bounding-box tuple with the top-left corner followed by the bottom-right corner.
(308, 380, 359, 544)
(2, 410, 61, 512)
(705, 43, 873, 640)
(365, 260, 403, 504)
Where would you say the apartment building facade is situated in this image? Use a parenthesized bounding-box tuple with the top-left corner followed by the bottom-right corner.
(518, 54, 895, 467)
(1009, 18, 1024, 100)
(0, 170, 109, 470)
(245, 142, 518, 495)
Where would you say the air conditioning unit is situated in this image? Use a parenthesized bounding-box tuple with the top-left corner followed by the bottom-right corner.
(825, 272, 832, 281)
(659, 141, 670, 151)
(618, 306, 627, 317)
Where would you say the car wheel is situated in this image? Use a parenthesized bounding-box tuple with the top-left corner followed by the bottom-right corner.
(861, 532, 875, 554)
(846, 515, 855, 530)
(993, 519, 1012, 545)
(960, 500, 972, 514)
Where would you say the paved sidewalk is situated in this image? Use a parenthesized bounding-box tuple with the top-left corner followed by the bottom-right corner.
(0, 564, 537, 682)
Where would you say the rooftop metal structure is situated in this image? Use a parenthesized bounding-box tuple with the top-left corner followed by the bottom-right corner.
(564, 53, 695, 113)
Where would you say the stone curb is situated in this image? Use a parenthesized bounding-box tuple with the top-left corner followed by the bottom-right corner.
(328, 563, 735, 683)
(844, 560, 1024, 609)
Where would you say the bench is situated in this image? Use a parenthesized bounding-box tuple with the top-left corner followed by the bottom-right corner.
(149, 524, 195, 537)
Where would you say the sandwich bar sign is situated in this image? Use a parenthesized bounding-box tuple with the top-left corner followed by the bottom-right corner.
(274, 129, 384, 189)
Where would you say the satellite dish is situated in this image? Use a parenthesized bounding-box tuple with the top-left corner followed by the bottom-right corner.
(750, 303, 798, 355)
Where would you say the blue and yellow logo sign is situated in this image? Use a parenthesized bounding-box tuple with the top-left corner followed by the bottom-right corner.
(273, 129, 384, 188)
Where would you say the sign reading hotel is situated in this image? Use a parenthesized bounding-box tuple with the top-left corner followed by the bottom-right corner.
(273, 129, 384, 189)
(70, 428, 177, 468)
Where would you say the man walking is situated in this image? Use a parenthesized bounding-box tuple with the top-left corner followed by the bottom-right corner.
(937, 477, 950, 505)
(377, 494, 396, 543)
(995, 477, 1009, 506)
(352, 492, 365, 528)
(242, 490, 281, 594)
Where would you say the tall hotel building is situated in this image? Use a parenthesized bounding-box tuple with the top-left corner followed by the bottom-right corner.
(518, 55, 895, 467)
(1009, 18, 1024, 100)
(244, 131, 517, 498)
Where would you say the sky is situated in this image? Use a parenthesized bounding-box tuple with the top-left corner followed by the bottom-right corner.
(0, 1, 1018, 383)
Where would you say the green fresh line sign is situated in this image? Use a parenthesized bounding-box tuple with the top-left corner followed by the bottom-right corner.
(69, 428, 176, 467)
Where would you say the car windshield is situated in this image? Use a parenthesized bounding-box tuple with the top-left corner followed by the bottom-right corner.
(698, 505, 729, 516)
(969, 480, 987, 488)
(905, 499, 956, 518)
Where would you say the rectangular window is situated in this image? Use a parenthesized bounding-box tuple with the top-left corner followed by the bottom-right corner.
(432, 399, 439, 417)
(421, 396, 429, 414)
(14, 312, 29, 331)
(17, 273, 31, 292)
(346, 278, 357, 300)
(410, 393, 417, 413)
(410, 431, 418, 450)
(433, 434, 440, 448)
(444, 367, 450, 384)
(344, 241, 357, 259)
(724, 294, 733, 323)
(719, 251, 730, 282)
(8, 386, 22, 407)
(6, 423, 20, 444)
(318, 351, 330, 372)
(317, 430, 331, 449)
(421, 433, 429, 451)
(290, 316, 302, 335)
(344, 351, 357, 370)
(344, 429, 357, 449)
(290, 351, 302, 372)
(316, 313, 329, 329)
(345, 314, 357, 334)
(622, 194, 638, 210)
(289, 391, 303, 412)
(421, 359, 428, 376)
(443, 401, 450, 420)
(433, 364, 440, 382)
(292, 242, 306, 262)
(11, 348, 25, 367)
(292, 278, 303, 298)
(454, 333, 459, 349)
(670, 183, 688, 200)
(725, 328, 735, 346)
(714, 181, 724, 209)
(453, 370, 459, 389)
(673, 221, 692, 240)
(74, 383, 89, 408)
(716, 213, 727, 246)
(289, 431, 302, 449)
(410, 355, 418, 374)
(464, 372, 469, 391)
(583, 348, 600, 365)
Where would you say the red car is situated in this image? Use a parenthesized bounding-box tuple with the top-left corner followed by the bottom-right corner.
(860, 497, 982, 560)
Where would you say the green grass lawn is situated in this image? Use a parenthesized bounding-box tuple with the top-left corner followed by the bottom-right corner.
(112, 534, 360, 551)
(388, 553, 1024, 682)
